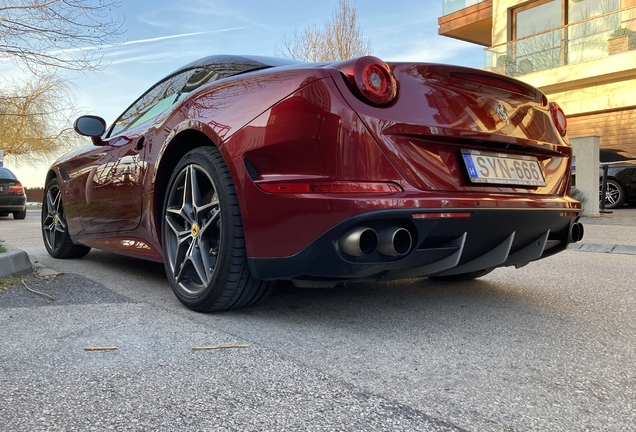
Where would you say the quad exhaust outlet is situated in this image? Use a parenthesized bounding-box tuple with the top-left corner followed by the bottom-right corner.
(339, 226, 413, 258)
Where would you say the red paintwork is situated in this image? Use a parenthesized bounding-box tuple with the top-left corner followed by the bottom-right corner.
(49, 56, 580, 262)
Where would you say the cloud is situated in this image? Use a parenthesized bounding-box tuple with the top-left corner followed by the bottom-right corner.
(136, 15, 172, 29)
(135, 1, 272, 32)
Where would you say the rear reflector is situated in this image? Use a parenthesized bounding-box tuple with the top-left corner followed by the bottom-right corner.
(412, 212, 473, 219)
(560, 212, 578, 217)
(258, 181, 403, 194)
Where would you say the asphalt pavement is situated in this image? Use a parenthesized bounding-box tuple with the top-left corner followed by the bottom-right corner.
(1, 208, 635, 431)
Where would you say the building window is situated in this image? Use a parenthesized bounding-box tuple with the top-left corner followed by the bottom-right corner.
(513, 0, 562, 40)
(512, 0, 620, 40)
(511, 1, 563, 72)
(506, 0, 622, 73)
(569, 0, 620, 23)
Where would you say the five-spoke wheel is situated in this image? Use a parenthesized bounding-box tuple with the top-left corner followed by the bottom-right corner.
(162, 147, 271, 311)
(41, 178, 91, 258)
(601, 179, 625, 209)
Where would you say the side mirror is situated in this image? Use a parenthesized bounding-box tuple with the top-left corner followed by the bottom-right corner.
(74, 115, 107, 145)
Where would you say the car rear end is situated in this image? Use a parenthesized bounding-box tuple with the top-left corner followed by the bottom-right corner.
(241, 57, 582, 284)
(0, 168, 27, 219)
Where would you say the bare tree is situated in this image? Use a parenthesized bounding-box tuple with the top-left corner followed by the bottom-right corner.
(0, 0, 125, 74)
(0, 1, 125, 167)
(275, 0, 372, 62)
(0, 75, 83, 165)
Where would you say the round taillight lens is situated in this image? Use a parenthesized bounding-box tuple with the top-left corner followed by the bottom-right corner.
(549, 102, 567, 136)
(353, 57, 397, 106)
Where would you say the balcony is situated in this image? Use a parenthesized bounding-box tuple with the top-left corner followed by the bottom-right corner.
(442, 0, 488, 15)
(438, 0, 492, 46)
(484, 7, 636, 78)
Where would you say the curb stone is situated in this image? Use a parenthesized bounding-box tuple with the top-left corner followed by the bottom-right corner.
(0, 244, 33, 279)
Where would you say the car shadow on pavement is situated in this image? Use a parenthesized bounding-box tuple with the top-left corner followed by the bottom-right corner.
(229, 273, 571, 333)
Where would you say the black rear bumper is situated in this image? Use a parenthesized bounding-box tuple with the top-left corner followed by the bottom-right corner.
(0, 195, 27, 213)
(248, 208, 581, 284)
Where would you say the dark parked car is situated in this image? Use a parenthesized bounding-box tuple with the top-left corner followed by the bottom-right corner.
(600, 149, 636, 209)
(0, 167, 27, 220)
(41, 55, 583, 312)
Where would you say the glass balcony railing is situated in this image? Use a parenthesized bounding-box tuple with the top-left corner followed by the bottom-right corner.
(442, 0, 487, 15)
(484, 7, 636, 77)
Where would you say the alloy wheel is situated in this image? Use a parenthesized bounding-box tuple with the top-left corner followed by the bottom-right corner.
(42, 183, 67, 253)
(164, 164, 221, 297)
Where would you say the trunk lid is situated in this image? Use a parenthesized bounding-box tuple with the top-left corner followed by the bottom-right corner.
(329, 62, 572, 196)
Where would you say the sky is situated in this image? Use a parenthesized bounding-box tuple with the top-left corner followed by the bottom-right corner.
(2, 0, 485, 188)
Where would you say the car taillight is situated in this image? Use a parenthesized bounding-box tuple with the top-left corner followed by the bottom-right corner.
(549, 102, 567, 137)
(8, 182, 24, 194)
(257, 181, 403, 194)
(338, 56, 397, 107)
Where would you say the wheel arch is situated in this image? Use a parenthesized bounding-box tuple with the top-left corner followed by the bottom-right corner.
(43, 168, 66, 205)
(153, 125, 223, 244)
(44, 170, 58, 189)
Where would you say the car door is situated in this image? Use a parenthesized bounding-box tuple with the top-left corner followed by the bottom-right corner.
(77, 69, 206, 234)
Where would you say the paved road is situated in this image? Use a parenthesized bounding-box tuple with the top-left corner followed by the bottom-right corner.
(1, 209, 635, 431)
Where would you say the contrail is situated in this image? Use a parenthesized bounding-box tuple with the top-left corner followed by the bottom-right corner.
(51, 27, 248, 54)
(115, 27, 247, 48)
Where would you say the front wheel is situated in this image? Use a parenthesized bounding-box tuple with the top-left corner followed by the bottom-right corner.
(41, 178, 91, 258)
(162, 147, 272, 312)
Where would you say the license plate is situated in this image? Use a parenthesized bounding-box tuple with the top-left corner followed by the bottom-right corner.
(461, 150, 546, 186)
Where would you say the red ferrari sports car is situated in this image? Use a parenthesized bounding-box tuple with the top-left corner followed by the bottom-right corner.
(42, 55, 583, 311)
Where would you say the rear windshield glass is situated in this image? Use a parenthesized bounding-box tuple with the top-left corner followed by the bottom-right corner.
(0, 168, 17, 180)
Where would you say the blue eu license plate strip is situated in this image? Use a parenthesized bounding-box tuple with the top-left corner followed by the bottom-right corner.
(461, 150, 546, 186)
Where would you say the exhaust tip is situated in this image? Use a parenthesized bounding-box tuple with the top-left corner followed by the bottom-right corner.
(339, 227, 378, 257)
(378, 227, 412, 257)
(569, 222, 584, 243)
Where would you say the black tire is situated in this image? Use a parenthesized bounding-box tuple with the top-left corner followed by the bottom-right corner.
(601, 179, 625, 209)
(41, 178, 91, 259)
(162, 147, 272, 312)
(0, 212, 9, 217)
(13, 210, 27, 220)
(429, 268, 495, 281)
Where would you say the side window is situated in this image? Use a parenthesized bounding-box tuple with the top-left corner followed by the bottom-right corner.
(108, 68, 219, 137)
(176, 68, 220, 103)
